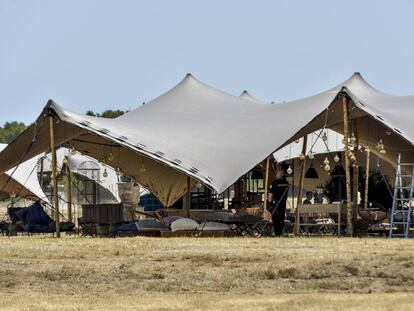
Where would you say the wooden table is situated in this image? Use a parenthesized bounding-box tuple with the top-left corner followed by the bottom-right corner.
(297, 204, 347, 236)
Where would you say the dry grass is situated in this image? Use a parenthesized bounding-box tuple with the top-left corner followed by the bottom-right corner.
(0, 236, 413, 310)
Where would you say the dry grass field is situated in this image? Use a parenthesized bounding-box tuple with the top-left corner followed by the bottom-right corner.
(0, 236, 413, 310)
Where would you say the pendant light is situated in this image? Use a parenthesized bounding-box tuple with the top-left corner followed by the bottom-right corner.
(102, 168, 108, 178)
(287, 165, 293, 175)
(322, 131, 328, 142)
(323, 157, 330, 172)
(116, 167, 122, 175)
(334, 153, 340, 163)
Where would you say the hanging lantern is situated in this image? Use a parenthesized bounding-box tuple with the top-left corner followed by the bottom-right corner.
(299, 152, 305, 161)
(376, 139, 384, 150)
(324, 164, 331, 172)
(287, 165, 293, 175)
(322, 132, 328, 142)
(350, 133, 357, 144)
(323, 157, 330, 166)
(334, 153, 340, 163)
(103, 168, 108, 178)
(308, 151, 315, 159)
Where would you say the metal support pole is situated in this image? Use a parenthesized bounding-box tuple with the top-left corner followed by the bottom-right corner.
(49, 111, 60, 238)
(263, 157, 270, 220)
(295, 135, 307, 236)
(342, 95, 354, 236)
(352, 119, 359, 222)
(364, 148, 370, 209)
(64, 156, 72, 222)
(39, 157, 44, 189)
(185, 176, 191, 218)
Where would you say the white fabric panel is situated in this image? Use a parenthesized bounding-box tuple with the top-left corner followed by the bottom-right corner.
(0, 144, 48, 202)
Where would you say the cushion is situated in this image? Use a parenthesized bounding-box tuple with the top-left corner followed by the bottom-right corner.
(170, 218, 199, 232)
(163, 216, 182, 226)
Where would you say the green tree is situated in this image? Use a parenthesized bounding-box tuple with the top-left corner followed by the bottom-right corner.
(85, 109, 126, 119)
(100, 110, 125, 118)
(86, 110, 97, 117)
(0, 121, 27, 143)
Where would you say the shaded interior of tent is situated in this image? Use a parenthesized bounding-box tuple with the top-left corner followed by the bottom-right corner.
(0, 72, 413, 237)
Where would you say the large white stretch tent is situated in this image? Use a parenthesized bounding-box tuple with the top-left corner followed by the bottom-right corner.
(0, 73, 413, 206)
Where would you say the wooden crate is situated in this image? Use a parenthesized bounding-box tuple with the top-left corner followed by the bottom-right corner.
(81, 204, 123, 224)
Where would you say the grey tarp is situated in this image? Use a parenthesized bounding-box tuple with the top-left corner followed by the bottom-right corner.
(0, 73, 413, 206)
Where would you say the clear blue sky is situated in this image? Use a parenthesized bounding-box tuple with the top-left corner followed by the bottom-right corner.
(0, 0, 413, 125)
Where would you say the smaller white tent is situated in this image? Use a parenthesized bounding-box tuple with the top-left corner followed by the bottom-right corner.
(0, 144, 48, 203)
(40, 148, 121, 202)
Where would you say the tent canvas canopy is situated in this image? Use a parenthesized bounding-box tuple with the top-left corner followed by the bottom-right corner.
(0, 73, 413, 206)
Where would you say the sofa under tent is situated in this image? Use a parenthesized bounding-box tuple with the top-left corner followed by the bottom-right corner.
(0, 73, 413, 237)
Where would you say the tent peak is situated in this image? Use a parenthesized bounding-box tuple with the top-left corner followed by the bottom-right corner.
(239, 90, 263, 104)
(181, 72, 199, 83)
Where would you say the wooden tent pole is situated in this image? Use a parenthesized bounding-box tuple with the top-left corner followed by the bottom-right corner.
(49, 111, 60, 238)
(263, 157, 270, 219)
(364, 148, 370, 209)
(295, 135, 307, 236)
(342, 95, 354, 236)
